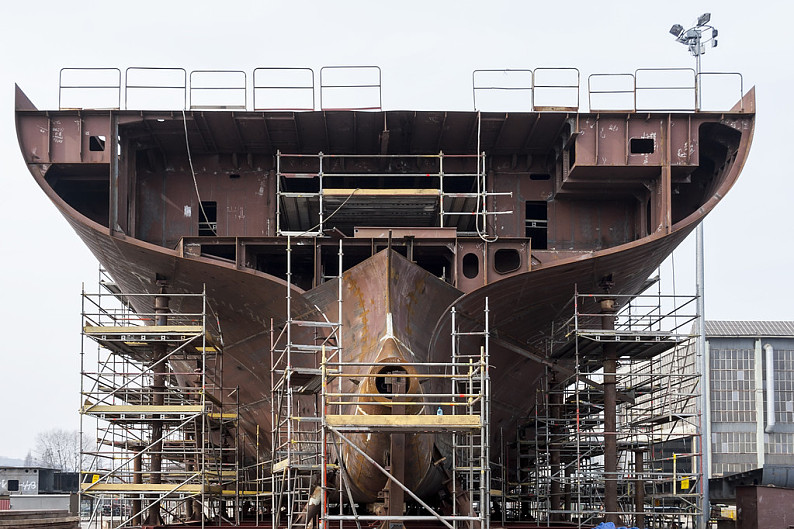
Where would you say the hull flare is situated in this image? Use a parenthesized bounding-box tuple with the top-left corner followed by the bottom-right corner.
(14, 67, 755, 517)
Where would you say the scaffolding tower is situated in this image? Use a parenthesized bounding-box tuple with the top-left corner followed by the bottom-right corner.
(449, 300, 491, 529)
(270, 239, 344, 529)
(79, 271, 239, 528)
(275, 150, 511, 238)
(518, 287, 702, 528)
(318, 299, 491, 529)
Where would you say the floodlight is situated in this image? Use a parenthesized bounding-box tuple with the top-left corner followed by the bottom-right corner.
(684, 29, 700, 40)
(668, 14, 719, 111)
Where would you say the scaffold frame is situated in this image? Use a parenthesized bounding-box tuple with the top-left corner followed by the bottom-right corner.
(275, 150, 511, 238)
(79, 270, 239, 528)
(514, 285, 703, 528)
(317, 298, 491, 529)
(270, 239, 343, 529)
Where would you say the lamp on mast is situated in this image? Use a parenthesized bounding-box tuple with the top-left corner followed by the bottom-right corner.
(669, 12, 718, 110)
(669, 13, 719, 529)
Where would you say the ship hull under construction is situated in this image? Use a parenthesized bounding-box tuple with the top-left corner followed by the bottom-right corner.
(15, 68, 755, 510)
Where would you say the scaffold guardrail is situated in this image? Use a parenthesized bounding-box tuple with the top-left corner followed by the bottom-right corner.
(79, 272, 239, 528)
(518, 285, 703, 528)
(54, 65, 748, 113)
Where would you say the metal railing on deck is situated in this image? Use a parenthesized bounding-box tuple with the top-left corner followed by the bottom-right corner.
(253, 67, 315, 111)
(587, 69, 744, 112)
(588, 73, 636, 112)
(635, 68, 698, 112)
(189, 70, 247, 110)
(59, 67, 121, 110)
(56, 65, 748, 113)
(472, 68, 534, 111)
(319, 65, 382, 110)
(532, 67, 580, 111)
(697, 71, 745, 111)
(124, 67, 187, 110)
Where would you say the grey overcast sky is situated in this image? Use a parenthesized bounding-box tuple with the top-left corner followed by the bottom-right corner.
(0, 0, 790, 459)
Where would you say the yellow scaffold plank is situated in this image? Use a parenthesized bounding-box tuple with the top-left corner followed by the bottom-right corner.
(81, 404, 204, 415)
(207, 412, 238, 420)
(204, 471, 239, 478)
(325, 414, 480, 431)
(222, 490, 271, 496)
(272, 458, 289, 473)
(324, 188, 439, 196)
(81, 483, 216, 493)
(84, 325, 205, 334)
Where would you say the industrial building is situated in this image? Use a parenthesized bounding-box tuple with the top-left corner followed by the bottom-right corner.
(0, 466, 78, 497)
(0, 466, 78, 520)
(705, 321, 794, 477)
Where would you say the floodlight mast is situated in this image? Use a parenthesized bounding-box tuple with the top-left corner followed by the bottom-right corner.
(669, 12, 718, 110)
(670, 13, 718, 529)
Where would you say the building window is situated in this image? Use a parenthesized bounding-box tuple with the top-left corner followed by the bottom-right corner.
(766, 432, 794, 456)
(7, 479, 19, 492)
(712, 431, 757, 454)
(711, 431, 757, 477)
(710, 347, 756, 423)
(712, 461, 756, 476)
(774, 348, 794, 424)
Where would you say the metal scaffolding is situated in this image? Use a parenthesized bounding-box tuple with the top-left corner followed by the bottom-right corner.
(275, 150, 511, 237)
(514, 287, 702, 528)
(270, 239, 343, 529)
(268, 239, 495, 529)
(318, 299, 491, 529)
(79, 271, 238, 528)
(449, 299, 491, 529)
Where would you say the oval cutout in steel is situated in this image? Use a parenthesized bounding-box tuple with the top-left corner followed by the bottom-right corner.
(494, 248, 521, 274)
(462, 252, 480, 279)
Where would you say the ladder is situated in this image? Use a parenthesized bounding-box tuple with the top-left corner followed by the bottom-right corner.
(271, 239, 343, 529)
(450, 298, 490, 529)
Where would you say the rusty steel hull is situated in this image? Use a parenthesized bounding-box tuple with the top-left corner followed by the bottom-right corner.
(15, 83, 755, 503)
(306, 250, 463, 501)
